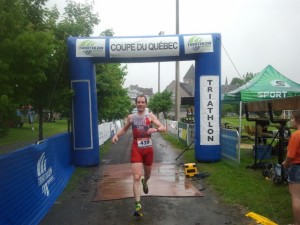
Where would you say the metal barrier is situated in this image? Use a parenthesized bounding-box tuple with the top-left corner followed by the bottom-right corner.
(166, 120, 239, 163)
(221, 128, 240, 163)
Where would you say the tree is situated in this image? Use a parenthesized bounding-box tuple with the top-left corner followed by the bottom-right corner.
(0, 0, 131, 139)
(0, 0, 35, 104)
(30, 0, 100, 139)
(100, 29, 114, 37)
(95, 28, 132, 122)
(58, 0, 100, 37)
(0, 0, 101, 139)
(148, 90, 173, 116)
(10, 31, 56, 140)
(96, 63, 131, 121)
(0, 95, 18, 136)
(0, 0, 55, 139)
(230, 72, 257, 85)
(230, 77, 244, 85)
(221, 103, 241, 117)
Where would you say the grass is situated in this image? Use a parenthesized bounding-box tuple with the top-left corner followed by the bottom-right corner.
(0, 119, 68, 147)
(0, 118, 294, 224)
(200, 156, 292, 224)
(56, 138, 111, 200)
(161, 132, 293, 225)
(0, 118, 111, 199)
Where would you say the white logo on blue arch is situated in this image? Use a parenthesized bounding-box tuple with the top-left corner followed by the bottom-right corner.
(184, 35, 213, 54)
(76, 39, 106, 57)
(37, 152, 54, 196)
(271, 80, 290, 88)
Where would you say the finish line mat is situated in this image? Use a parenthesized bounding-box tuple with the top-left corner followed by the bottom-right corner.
(93, 163, 203, 201)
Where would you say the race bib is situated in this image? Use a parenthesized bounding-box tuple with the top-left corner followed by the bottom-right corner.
(137, 138, 152, 149)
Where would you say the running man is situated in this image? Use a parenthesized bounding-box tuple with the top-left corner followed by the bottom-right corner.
(111, 95, 166, 216)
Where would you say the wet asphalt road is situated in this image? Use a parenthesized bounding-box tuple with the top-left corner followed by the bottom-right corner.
(40, 131, 253, 225)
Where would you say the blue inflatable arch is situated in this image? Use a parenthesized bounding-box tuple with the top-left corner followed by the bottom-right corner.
(67, 33, 221, 166)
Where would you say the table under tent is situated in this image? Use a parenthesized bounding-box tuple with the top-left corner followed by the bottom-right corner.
(244, 96, 300, 183)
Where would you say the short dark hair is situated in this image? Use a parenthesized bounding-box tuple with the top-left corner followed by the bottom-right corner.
(135, 95, 147, 104)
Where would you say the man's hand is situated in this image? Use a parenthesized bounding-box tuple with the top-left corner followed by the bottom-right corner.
(147, 127, 158, 135)
(111, 135, 119, 144)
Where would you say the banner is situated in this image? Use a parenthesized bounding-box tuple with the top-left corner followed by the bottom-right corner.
(200, 76, 220, 145)
(0, 133, 74, 225)
(109, 36, 179, 58)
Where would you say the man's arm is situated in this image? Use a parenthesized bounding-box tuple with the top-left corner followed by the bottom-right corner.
(111, 115, 131, 144)
(146, 113, 166, 135)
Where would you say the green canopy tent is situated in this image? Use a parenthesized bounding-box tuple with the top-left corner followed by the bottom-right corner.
(223, 65, 300, 103)
(222, 65, 300, 161)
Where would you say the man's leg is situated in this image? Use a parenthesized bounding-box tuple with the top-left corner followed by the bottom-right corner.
(143, 164, 152, 183)
(131, 162, 143, 203)
(141, 164, 152, 194)
(143, 148, 153, 183)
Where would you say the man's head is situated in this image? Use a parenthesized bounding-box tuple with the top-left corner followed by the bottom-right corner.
(135, 95, 147, 104)
(135, 95, 147, 113)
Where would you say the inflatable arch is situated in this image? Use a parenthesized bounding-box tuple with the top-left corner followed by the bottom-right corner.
(67, 33, 221, 166)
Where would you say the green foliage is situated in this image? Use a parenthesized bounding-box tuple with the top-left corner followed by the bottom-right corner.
(20, 0, 48, 28)
(0, 0, 57, 139)
(0, 0, 130, 139)
(148, 90, 173, 115)
(221, 102, 240, 116)
(59, 0, 100, 37)
(201, 158, 292, 224)
(96, 63, 131, 121)
(5, 31, 55, 82)
(230, 77, 244, 85)
(230, 72, 257, 85)
(100, 29, 114, 37)
(221, 104, 234, 117)
(0, 119, 68, 154)
(0, 0, 102, 139)
(162, 132, 293, 225)
(243, 72, 257, 83)
(0, 95, 17, 136)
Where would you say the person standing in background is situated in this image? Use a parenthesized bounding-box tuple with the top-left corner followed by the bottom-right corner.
(282, 109, 300, 225)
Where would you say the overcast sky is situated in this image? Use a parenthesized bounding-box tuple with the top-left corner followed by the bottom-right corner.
(47, 0, 300, 93)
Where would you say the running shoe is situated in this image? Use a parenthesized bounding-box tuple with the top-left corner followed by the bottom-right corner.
(141, 178, 148, 194)
(135, 201, 142, 211)
(133, 202, 143, 217)
(133, 211, 143, 217)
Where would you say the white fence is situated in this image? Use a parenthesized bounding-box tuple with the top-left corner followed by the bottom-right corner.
(98, 120, 124, 146)
(98, 119, 240, 163)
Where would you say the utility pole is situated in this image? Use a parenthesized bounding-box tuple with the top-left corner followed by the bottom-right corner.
(175, 0, 180, 121)
(158, 31, 164, 93)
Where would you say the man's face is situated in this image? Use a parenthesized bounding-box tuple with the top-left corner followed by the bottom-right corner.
(136, 97, 147, 112)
